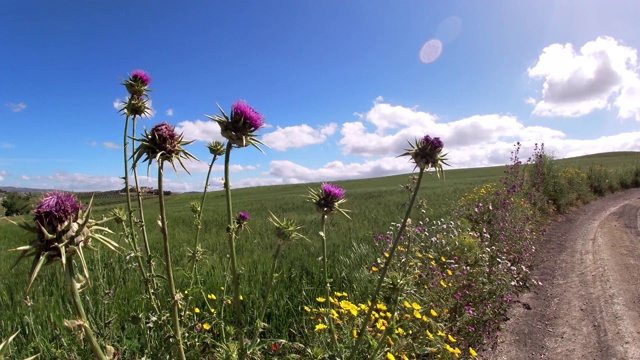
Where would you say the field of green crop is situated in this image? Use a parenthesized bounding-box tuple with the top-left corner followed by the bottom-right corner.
(1, 151, 639, 358)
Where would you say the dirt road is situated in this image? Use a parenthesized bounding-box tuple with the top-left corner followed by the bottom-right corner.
(483, 188, 640, 360)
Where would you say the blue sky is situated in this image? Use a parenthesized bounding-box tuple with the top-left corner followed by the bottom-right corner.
(2, 0, 640, 192)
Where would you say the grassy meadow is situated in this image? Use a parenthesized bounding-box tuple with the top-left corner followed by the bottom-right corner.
(1, 151, 639, 359)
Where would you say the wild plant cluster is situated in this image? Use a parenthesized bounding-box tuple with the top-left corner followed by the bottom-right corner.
(2, 71, 640, 360)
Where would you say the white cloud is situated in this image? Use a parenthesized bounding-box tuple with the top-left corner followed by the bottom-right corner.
(103, 142, 121, 149)
(166, 108, 174, 116)
(30, 171, 200, 192)
(268, 156, 415, 183)
(528, 36, 640, 120)
(0, 170, 6, 182)
(6, 102, 26, 112)
(175, 119, 224, 142)
(261, 123, 337, 151)
(338, 101, 565, 157)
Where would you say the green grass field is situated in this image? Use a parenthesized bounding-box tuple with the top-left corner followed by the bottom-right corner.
(1, 151, 638, 358)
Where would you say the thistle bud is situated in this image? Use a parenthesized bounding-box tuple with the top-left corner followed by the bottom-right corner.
(207, 141, 226, 156)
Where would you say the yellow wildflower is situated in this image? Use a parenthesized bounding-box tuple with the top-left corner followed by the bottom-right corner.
(430, 309, 438, 317)
(314, 323, 327, 332)
(316, 297, 326, 303)
(411, 302, 421, 310)
(194, 307, 200, 314)
(207, 294, 217, 300)
(469, 347, 478, 357)
(203, 323, 211, 330)
(304, 306, 311, 312)
(403, 300, 411, 308)
(441, 256, 446, 262)
(371, 266, 379, 272)
(440, 279, 447, 287)
(413, 309, 421, 319)
(352, 329, 358, 338)
(386, 353, 395, 360)
(448, 334, 456, 342)
(446, 269, 453, 276)
(426, 330, 434, 339)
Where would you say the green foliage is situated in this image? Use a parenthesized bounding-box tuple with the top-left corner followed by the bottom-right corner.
(1, 150, 640, 358)
(1, 192, 32, 217)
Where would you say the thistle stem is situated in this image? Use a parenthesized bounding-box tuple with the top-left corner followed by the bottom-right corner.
(223, 142, 246, 359)
(131, 118, 158, 293)
(251, 240, 284, 345)
(189, 153, 219, 290)
(123, 114, 158, 313)
(65, 257, 107, 360)
(348, 168, 425, 359)
(321, 214, 340, 352)
(158, 163, 186, 360)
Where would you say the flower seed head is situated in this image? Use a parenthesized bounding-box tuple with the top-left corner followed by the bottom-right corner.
(34, 191, 81, 232)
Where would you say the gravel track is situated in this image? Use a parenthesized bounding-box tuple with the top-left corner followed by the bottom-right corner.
(483, 188, 640, 360)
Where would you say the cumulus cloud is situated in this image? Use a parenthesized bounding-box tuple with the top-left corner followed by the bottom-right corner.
(6, 102, 26, 112)
(0, 170, 6, 182)
(261, 123, 337, 151)
(175, 119, 224, 142)
(528, 36, 640, 120)
(103, 142, 121, 149)
(166, 108, 174, 116)
(268, 156, 415, 183)
(339, 101, 565, 158)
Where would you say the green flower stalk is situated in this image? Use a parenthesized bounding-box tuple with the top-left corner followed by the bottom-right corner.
(132, 122, 197, 360)
(348, 135, 448, 359)
(189, 141, 225, 290)
(206, 100, 266, 360)
(307, 183, 350, 353)
(119, 69, 159, 312)
(251, 212, 308, 346)
(8, 192, 122, 360)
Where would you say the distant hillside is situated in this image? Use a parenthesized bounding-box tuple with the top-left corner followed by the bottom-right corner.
(1, 151, 639, 196)
(0, 186, 56, 194)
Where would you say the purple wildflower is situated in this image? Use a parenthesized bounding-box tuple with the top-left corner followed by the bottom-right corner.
(34, 191, 80, 232)
(321, 183, 345, 200)
(405, 134, 446, 170)
(232, 100, 264, 130)
(237, 212, 249, 222)
(149, 122, 179, 155)
(131, 69, 151, 86)
(151, 122, 177, 143)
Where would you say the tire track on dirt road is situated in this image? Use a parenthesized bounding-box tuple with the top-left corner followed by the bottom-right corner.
(483, 188, 640, 360)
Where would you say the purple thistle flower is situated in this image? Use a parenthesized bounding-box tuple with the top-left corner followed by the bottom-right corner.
(237, 212, 249, 222)
(34, 191, 81, 232)
(151, 122, 178, 143)
(131, 69, 151, 86)
(231, 100, 264, 130)
(321, 183, 345, 200)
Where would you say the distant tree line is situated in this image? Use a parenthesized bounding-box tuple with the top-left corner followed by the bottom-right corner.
(1, 192, 33, 216)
